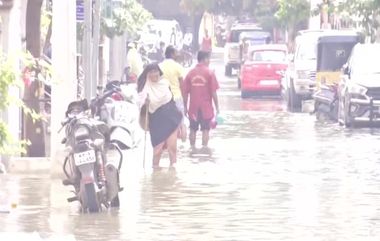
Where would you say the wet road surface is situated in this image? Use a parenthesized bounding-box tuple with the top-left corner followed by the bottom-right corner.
(1, 61, 380, 241)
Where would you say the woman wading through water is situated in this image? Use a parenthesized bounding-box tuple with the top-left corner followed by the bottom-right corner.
(138, 63, 183, 169)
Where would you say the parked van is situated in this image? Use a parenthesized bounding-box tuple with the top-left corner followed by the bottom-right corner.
(140, 19, 183, 50)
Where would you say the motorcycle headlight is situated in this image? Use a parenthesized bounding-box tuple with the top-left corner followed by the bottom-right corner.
(74, 126, 90, 140)
(296, 70, 309, 79)
(348, 84, 367, 96)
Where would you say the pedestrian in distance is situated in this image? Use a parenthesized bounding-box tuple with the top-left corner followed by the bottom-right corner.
(127, 42, 144, 78)
(183, 51, 220, 154)
(201, 29, 212, 53)
(138, 63, 183, 169)
(159, 46, 187, 143)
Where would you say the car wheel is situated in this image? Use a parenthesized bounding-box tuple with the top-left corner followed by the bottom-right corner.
(288, 80, 302, 112)
(343, 95, 352, 127)
(225, 65, 232, 77)
(337, 95, 345, 126)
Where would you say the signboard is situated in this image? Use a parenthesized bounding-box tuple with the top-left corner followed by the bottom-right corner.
(76, 0, 84, 22)
(0, 0, 14, 10)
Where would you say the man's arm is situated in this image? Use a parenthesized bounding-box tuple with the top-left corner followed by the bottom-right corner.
(210, 71, 220, 114)
(182, 74, 189, 117)
(212, 92, 219, 114)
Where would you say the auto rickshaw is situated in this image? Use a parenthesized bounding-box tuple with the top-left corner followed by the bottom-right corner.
(313, 31, 362, 121)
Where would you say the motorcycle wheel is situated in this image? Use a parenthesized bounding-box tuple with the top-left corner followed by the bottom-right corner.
(84, 183, 100, 213)
(110, 194, 120, 208)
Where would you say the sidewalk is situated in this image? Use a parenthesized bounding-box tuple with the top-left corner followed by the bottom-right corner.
(6, 157, 51, 175)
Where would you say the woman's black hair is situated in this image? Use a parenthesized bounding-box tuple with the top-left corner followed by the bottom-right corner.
(137, 62, 163, 93)
(165, 45, 176, 59)
(197, 51, 211, 62)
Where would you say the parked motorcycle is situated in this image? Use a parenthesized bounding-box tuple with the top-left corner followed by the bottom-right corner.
(61, 95, 121, 213)
(313, 84, 339, 122)
(98, 81, 141, 150)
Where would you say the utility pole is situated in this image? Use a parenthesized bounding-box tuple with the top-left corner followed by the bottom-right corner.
(83, 0, 93, 101)
(92, 0, 101, 91)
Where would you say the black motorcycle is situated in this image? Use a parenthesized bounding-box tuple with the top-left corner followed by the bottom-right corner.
(61, 96, 121, 213)
(313, 84, 339, 122)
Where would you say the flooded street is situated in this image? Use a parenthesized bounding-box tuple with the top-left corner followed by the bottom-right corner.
(1, 61, 380, 241)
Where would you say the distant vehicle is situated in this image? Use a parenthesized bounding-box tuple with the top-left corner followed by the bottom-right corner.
(239, 44, 288, 98)
(140, 19, 183, 50)
(338, 43, 380, 127)
(312, 31, 361, 121)
(282, 30, 324, 112)
(224, 23, 270, 76)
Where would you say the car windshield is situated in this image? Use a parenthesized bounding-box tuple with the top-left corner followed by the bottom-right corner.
(231, 29, 265, 42)
(353, 48, 380, 75)
(251, 50, 286, 62)
(297, 41, 317, 60)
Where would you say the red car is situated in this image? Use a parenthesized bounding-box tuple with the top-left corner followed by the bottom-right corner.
(239, 44, 288, 98)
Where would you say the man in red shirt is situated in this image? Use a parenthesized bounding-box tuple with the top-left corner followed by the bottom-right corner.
(201, 29, 212, 52)
(183, 51, 220, 151)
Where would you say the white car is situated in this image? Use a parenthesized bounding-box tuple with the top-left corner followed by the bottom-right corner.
(283, 30, 320, 112)
(338, 43, 380, 127)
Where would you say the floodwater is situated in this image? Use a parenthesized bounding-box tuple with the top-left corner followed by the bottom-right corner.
(1, 62, 380, 241)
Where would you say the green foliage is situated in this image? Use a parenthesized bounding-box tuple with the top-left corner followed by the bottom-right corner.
(180, 0, 213, 14)
(338, 0, 380, 40)
(275, 0, 310, 29)
(0, 55, 24, 154)
(101, 0, 153, 39)
(0, 53, 43, 154)
(253, 0, 281, 30)
(180, 0, 247, 15)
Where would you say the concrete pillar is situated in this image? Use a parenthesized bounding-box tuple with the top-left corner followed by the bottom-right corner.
(109, 34, 127, 81)
(0, 0, 22, 168)
(50, 0, 76, 177)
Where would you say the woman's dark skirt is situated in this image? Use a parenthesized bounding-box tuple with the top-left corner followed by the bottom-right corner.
(149, 100, 182, 147)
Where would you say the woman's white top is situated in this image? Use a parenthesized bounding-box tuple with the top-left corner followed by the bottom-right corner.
(139, 78, 173, 113)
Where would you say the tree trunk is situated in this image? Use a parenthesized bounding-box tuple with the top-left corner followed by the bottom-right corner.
(23, 0, 45, 157)
(192, 13, 202, 52)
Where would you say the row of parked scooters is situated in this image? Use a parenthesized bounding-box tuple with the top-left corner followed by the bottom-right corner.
(60, 79, 141, 213)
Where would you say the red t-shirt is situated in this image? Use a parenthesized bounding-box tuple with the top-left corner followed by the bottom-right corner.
(183, 63, 219, 120)
(201, 37, 212, 52)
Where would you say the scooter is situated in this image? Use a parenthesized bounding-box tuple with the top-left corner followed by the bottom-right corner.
(313, 84, 339, 122)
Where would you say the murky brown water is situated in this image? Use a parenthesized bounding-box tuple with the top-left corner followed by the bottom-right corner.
(1, 63, 380, 240)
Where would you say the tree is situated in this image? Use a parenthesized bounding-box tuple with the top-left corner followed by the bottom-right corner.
(101, 0, 152, 39)
(252, 0, 280, 31)
(0, 56, 19, 154)
(180, 0, 250, 49)
(275, 0, 310, 48)
(24, 0, 46, 157)
(338, 0, 380, 42)
(0, 54, 38, 155)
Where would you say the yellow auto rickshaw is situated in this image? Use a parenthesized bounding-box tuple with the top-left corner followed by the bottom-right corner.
(316, 31, 362, 89)
(313, 30, 363, 121)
